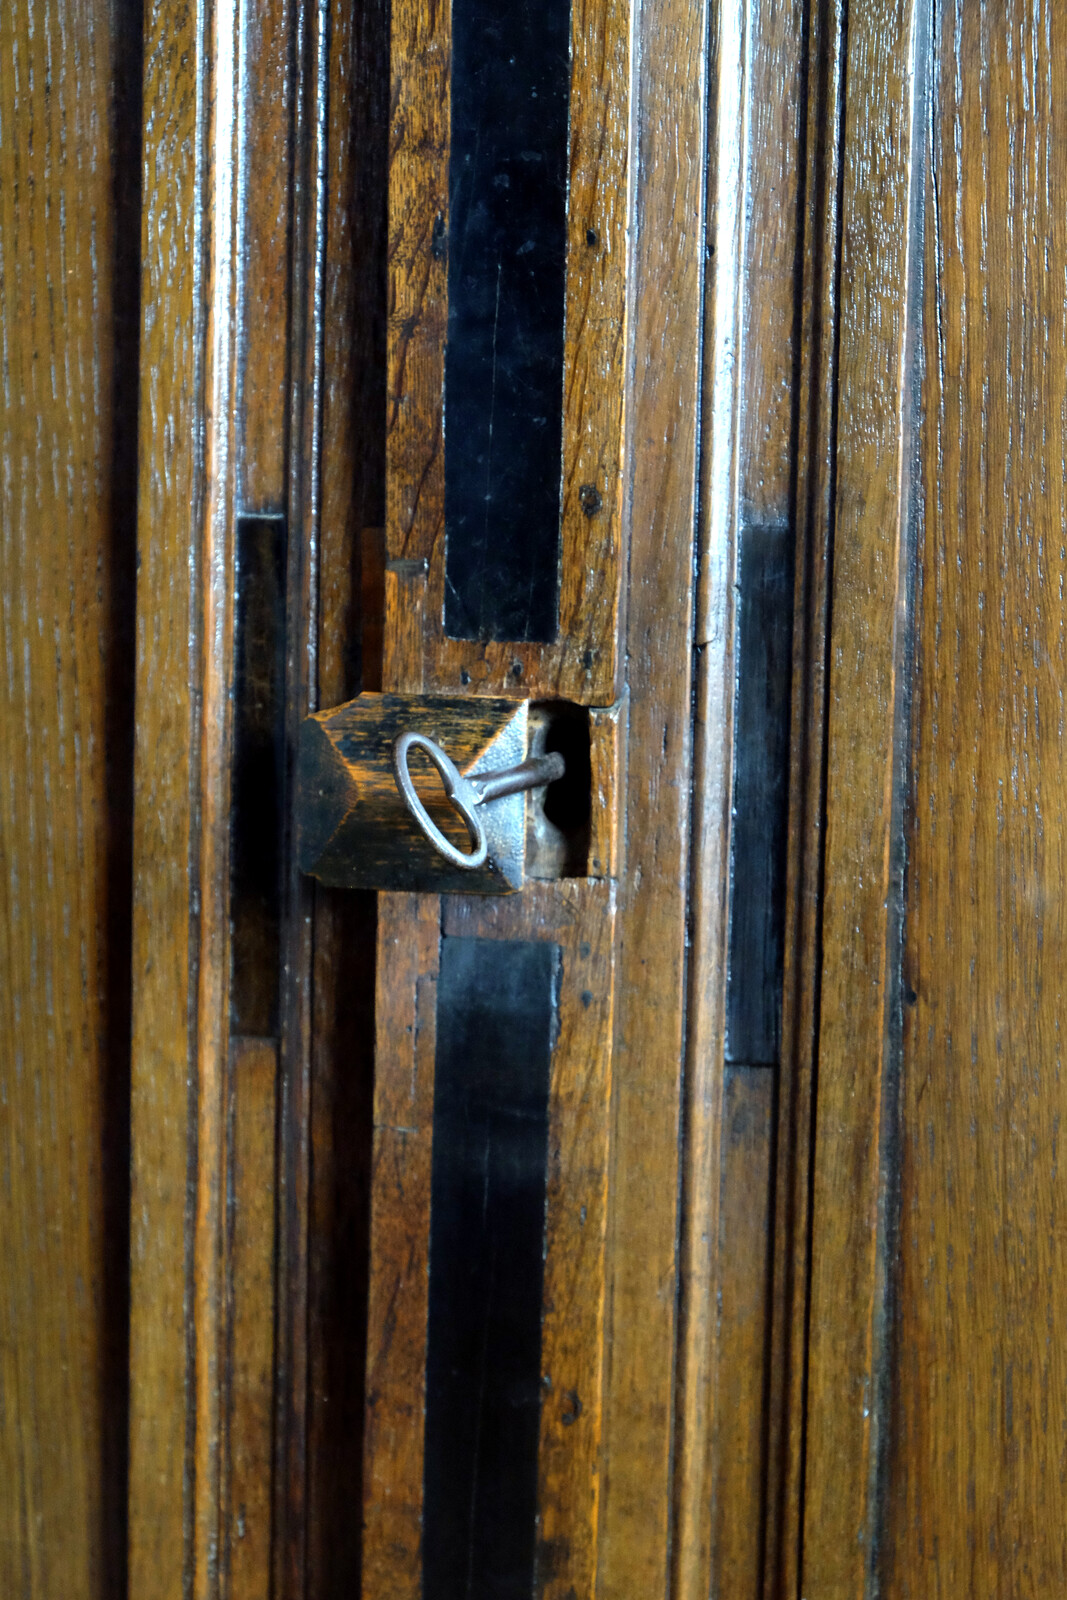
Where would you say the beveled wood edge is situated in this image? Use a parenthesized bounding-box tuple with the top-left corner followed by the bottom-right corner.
(595, 0, 709, 1587)
(761, 2, 849, 1596)
(130, 0, 244, 1591)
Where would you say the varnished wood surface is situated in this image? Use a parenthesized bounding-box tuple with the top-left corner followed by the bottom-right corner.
(762, 1, 847, 1594)
(361, 894, 440, 1599)
(131, 0, 244, 1588)
(226, 1039, 278, 1599)
(384, 0, 629, 703)
(673, 0, 806, 1590)
(885, 2, 1067, 1589)
(0, 0, 139, 1593)
(238, 0, 293, 511)
(710, 1069, 774, 1598)
(800, 0, 924, 1588)
(596, 0, 707, 1588)
(129, 1, 209, 1589)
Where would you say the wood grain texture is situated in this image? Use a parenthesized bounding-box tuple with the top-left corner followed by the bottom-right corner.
(237, 0, 293, 510)
(0, 0, 138, 1592)
(674, 0, 805, 1588)
(361, 893, 440, 1600)
(129, 0, 207, 1589)
(384, 0, 629, 703)
(760, 3, 847, 1596)
(596, 0, 708, 1588)
(738, 0, 806, 525)
(130, 0, 247, 1591)
(304, 0, 386, 1590)
(225, 1039, 278, 1600)
(269, 0, 328, 1586)
(362, 884, 616, 1600)
(588, 699, 626, 879)
(799, 0, 925, 1589)
(883, 2, 1067, 1589)
(710, 1069, 774, 1599)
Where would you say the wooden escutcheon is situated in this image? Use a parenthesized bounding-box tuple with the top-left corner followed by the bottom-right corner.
(296, 693, 531, 892)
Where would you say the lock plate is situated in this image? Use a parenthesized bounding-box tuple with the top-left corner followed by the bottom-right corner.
(296, 694, 533, 892)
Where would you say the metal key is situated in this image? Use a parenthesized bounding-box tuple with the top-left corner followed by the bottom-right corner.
(392, 730, 565, 871)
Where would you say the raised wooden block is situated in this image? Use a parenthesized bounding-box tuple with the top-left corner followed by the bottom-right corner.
(296, 693, 530, 892)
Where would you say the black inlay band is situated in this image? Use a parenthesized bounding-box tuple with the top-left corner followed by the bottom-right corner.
(443, 0, 571, 643)
(724, 522, 795, 1066)
(423, 936, 557, 1600)
(230, 513, 287, 1037)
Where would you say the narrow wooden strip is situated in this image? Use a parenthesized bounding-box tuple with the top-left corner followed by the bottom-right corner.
(671, 2, 744, 1583)
(272, 4, 331, 1592)
(192, 2, 243, 1591)
(129, 0, 206, 1589)
(225, 1039, 278, 1600)
(237, 0, 294, 510)
(710, 1068, 774, 1599)
(304, 0, 386, 1586)
(588, 700, 626, 879)
(762, 2, 848, 1594)
(361, 893, 441, 1599)
(383, 0, 450, 695)
(800, 0, 924, 1588)
(597, 0, 708, 1584)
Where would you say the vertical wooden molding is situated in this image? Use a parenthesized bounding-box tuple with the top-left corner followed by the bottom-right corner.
(798, 0, 926, 1591)
(670, 1, 745, 1589)
(130, 0, 242, 1591)
(596, 0, 708, 1589)
(761, 1, 847, 1595)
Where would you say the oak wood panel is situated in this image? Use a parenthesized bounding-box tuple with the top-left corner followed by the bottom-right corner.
(384, 0, 629, 703)
(0, 0, 138, 1592)
(596, 0, 708, 1587)
(884, 3, 1067, 1589)
(800, 0, 926, 1590)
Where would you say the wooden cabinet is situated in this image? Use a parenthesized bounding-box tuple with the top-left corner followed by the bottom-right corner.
(4, 0, 1067, 1595)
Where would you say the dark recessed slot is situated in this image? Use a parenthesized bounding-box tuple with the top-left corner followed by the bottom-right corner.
(442, 0, 571, 644)
(231, 513, 287, 1037)
(526, 701, 591, 879)
(424, 937, 557, 1600)
(724, 521, 795, 1066)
